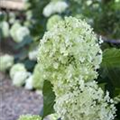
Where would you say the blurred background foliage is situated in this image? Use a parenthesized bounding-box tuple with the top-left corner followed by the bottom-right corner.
(0, 0, 120, 119)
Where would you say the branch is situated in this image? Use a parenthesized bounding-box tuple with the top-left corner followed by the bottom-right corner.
(101, 36, 120, 44)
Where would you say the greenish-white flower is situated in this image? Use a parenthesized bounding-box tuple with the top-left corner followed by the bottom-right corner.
(9, 12, 16, 24)
(54, 80, 116, 120)
(10, 23, 30, 43)
(0, 21, 9, 38)
(47, 15, 62, 30)
(12, 71, 30, 87)
(38, 17, 102, 95)
(28, 48, 38, 61)
(10, 63, 26, 79)
(10, 63, 30, 87)
(32, 64, 44, 90)
(16, 26, 30, 42)
(37, 16, 116, 120)
(0, 54, 14, 72)
(43, 1, 68, 17)
(18, 115, 41, 120)
(10, 22, 21, 42)
(25, 75, 33, 90)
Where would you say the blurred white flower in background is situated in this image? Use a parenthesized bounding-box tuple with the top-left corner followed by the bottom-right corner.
(10, 63, 26, 79)
(28, 48, 38, 61)
(10, 22, 21, 42)
(9, 12, 16, 24)
(16, 26, 30, 42)
(0, 21, 9, 38)
(47, 15, 62, 30)
(0, 54, 14, 72)
(43, 1, 68, 17)
(25, 75, 33, 90)
(10, 22, 30, 43)
(12, 71, 30, 87)
(10, 63, 30, 87)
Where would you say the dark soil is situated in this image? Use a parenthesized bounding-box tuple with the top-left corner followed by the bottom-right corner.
(0, 72, 43, 120)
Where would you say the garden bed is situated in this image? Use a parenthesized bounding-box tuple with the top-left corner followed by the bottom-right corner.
(0, 72, 43, 120)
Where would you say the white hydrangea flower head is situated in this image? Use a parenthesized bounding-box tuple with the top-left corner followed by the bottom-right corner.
(0, 54, 14, 72)
(10, 22, 30, 43)
(10, 22, 21, 42)
(43, 1, 68, 17)
(25, 75, 33, 90)
(47, 15, 62, 30)
(12, 71, 30, 87)
(10, 63, 30, 87)
(54, 80, 116, 120)
(16, 26, 30, 43)
(10, 63, 26, 79)
(32, 64, 44, 90)
(0, 21, 9, 38)
(38, 17, 102, 95)
(28, 48, 38, 61)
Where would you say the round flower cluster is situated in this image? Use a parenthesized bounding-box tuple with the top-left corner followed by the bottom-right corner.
(47, 15, 62, 30)
(10, 22, 21, 42)
(0, 54, 14, 72)
(54, 80, 116, 120)
(43, 1, 68, 17)
(0, 21, 9, 38)
(10, 22, 30, 43)
(38, 17, 102, 95)
(10, 63, 30, 87)
(16, 26, 30, 42)
(38, 17, 116, 120)
(18, 115, 41, 120)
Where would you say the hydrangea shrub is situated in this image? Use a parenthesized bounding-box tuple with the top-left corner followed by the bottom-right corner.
(38, 17, 116, 120)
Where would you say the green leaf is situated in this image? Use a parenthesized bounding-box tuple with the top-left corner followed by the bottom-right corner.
(114, 88, 120, 97)
(14, 49, 28, 61)
(40, 80, 55, 119)
(98, 83, 106, 91)
(98, 48, 120, 96)
(106, 68, 120, 88)
(24, 60, 36, 71)
(101, 48, 120, 68)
